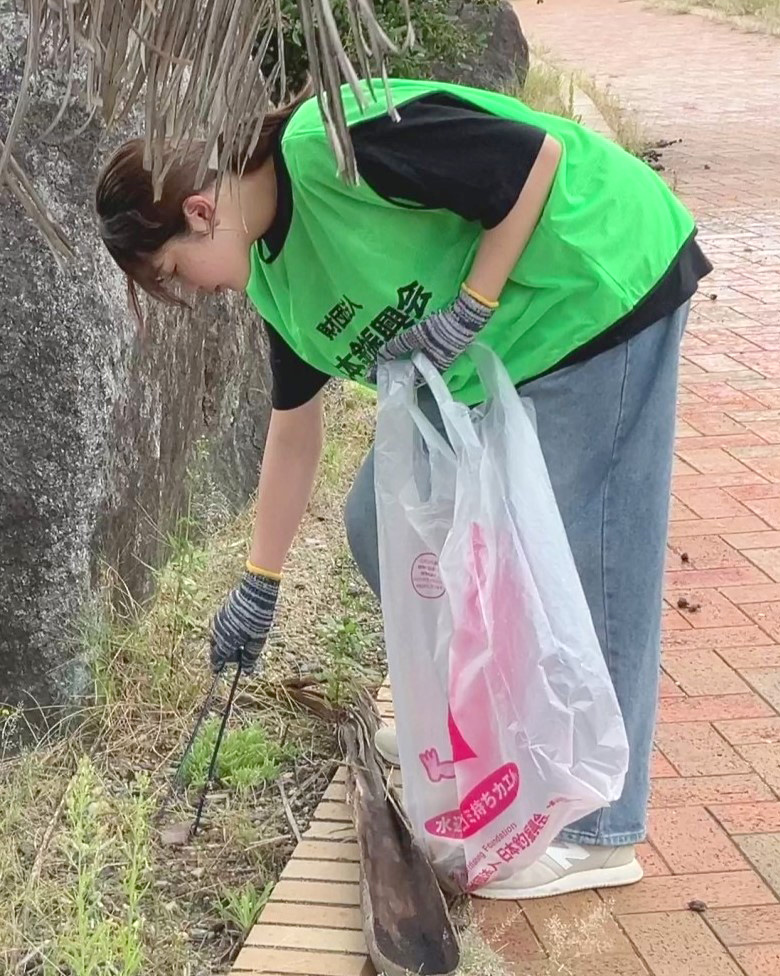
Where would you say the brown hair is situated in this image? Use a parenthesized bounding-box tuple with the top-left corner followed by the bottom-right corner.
(96, 84, 313, 321)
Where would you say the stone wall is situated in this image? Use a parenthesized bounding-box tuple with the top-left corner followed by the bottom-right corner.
(0, 19, 271, 739)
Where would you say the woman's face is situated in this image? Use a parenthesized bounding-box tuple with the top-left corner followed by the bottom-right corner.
(154, 188, 253, 295)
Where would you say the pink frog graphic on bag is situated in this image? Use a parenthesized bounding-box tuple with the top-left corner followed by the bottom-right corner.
(422, 523, 528, 843)
(422, 708, 520, 840)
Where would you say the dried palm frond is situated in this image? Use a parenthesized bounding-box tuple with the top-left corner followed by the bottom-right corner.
(279, 678, 460, 974)
(341, 692, 460, 976)
(1, 0, 412, 254)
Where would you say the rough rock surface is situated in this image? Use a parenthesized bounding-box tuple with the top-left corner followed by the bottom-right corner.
(435, 1, 530, 90)
(0, 16, 271, 739)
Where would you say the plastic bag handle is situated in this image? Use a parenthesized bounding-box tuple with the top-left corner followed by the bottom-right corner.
(464, 342, 520, 406)
(407, 404, 455, 461)
(411, 352, 482, 456)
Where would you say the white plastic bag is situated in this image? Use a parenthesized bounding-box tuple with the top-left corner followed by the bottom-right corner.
(374, 345, 629, 894)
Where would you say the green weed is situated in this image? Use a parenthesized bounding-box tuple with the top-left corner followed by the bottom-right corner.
(216, 880, 274, 934)
(182, 718, 296, 791)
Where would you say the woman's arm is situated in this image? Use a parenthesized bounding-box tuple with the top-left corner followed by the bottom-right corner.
(466, 134, 562, 303)
(248, 392, 325, 574)
(370, 133, 563, 377)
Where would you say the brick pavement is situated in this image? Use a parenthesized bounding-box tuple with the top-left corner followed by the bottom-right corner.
(233, 2, 780, 973)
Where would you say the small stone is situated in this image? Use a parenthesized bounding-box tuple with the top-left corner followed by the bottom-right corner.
(709, 293, 718, 301)
(681, 552, 690, 564)
(677, 597, 689, 609)
(160, 822, 192, 847)
(688, 899, 708, 913)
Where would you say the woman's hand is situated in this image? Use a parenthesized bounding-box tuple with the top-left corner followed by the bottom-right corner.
(209, 393, 324, 675)
(367, 288, 494, 380)
(210, 571, 280, 674)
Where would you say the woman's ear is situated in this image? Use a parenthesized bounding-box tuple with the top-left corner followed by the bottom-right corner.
(182, 194, 216, 235)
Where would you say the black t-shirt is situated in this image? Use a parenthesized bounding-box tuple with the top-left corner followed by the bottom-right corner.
(264, 93, 712, 410)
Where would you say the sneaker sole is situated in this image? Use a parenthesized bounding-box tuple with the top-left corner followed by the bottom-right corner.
(374, 743, 401, 767)
(474, 859, 644, 901)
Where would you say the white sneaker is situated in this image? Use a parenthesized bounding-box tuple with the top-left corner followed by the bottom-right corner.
(374, 726, 400, 766)
(476, 842, 643, 900)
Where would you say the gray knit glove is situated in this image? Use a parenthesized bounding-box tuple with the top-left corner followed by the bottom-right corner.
(368, 289, 494, 381)
(210, 571, 280, 675)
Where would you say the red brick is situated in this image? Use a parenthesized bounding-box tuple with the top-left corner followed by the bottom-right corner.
(723, 530, 780, 549)
(521, 890, 634, 956)
(663, 608, 692, 632)
(674, 472, 767, 491)
(728, 483, 780, 501)
(675, 472, 768, 491)
(470, 902, 545, 961)
(618, 912, 743, 975)
(661, 607, 691, 633)
(669, 516, 768, 538)
(738, 744, 780, 792)
(740, 496, 780, 529)
(720, 583, 780, 604)
(663, 626, 773, 652)
(636, 841, 672, 877)
(714, 717, 780, 745)
(683, 381, 765, 410)
(673, 489, 752, 519)
(709, 803, 780, 834)
(673, 457, 699, 478)
(744, 379, 780, 403)
(665, 567, 772, 590)
(662, 589, 752, 629)
(677, 389, 707, 408)
(668, 535, 749, 570)
(743, 419, 780, 444)
(717, 645, 780, 669)
(605, 871, 776, 914)
(659, 671, 685, 698)
(662, 650, 751, 695)
(706, 905, 780, 946)
(649, 807, 748, 874)
(677, 432, 762, 449)
(732, 446, 780, 483)
(676, 447, 752, 475)
(730, 945, 780, 976)
(734, 834, 780, 896)
(652, 750, 679, 778)
(686, 353, 749, 374)
(745, 550, 780, 583)
(743, 602, 780, 641)
(654, 723, 750, 776)
(533, 957, 649, 976)
(659, 693, 775, 723)
(669, 497, 697, 521)
(741, 667, 780, 710)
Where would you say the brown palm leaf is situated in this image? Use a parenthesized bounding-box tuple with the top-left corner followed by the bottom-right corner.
(1, 0, 411, 254)
(340, 691, 461, 976)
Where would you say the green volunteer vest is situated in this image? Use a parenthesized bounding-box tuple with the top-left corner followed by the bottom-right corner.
(246, 78, 694, 405)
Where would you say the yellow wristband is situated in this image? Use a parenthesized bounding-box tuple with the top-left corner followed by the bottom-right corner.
(461, 282, 500, 310)
(245, 560, 282, 581)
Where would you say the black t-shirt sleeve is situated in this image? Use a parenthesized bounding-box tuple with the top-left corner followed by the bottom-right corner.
(264, 322, 330, 410)
(350, 92, 547, 229)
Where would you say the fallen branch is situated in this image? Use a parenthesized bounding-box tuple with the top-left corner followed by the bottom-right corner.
(277, 779, 302, 845)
